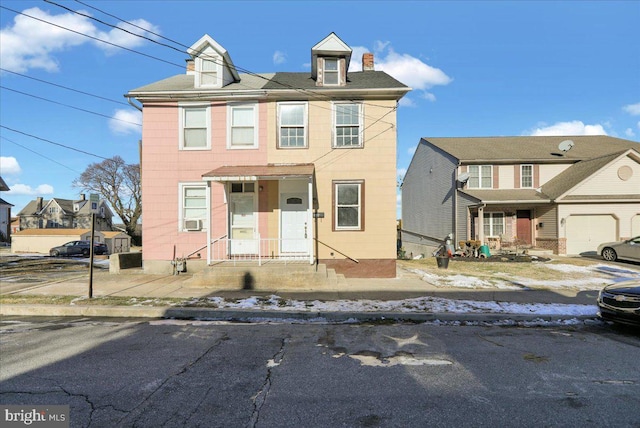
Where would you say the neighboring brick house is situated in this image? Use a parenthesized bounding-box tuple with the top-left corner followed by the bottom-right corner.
(17, 195, 113, 231)
(127, 33, 410, 277)
(401, 136, 640, 256)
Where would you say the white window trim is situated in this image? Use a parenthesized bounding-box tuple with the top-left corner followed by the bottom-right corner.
(195, 56, 221, 88)
(178, 182, 208, 232)
(334, 181, 363, 231)
(227, 102, 259, 149)
(483, 212, 505, 237)
(178, 103, 211, 150)
(323, 58, 341, 86)
(468, 165, 493, 189)
(277, 102, 308, 149)
(520, 164, 533, 188)
(332, 102, 363, 148)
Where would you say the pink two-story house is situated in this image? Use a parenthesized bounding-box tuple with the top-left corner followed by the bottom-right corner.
(127, 33, 409, 277)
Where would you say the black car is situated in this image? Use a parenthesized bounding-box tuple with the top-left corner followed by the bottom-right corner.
(597, 280, 640, 326)
(49, 240, 109, 257)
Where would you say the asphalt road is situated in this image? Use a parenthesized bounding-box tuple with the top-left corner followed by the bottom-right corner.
(1, 317, 639, 428)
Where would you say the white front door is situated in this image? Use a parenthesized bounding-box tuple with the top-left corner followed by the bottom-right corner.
(230, 193, 257, 255)
(281, 193, 308, 254)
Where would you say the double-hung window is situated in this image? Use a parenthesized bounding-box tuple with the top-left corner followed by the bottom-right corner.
(278, 102, 307, 148)
(228, 103, 258, 148)
(333, 103, 362, 148)
(334, 181, 364, 231)
(199, 58, 218, 86)
(468, 165, 492, 189)
(483, 212, 504, 237)
(324, 58, 339, 85)
(521, 164, 533, 188)
(180, 184, 207, 231)
(179, 105, 210, 150)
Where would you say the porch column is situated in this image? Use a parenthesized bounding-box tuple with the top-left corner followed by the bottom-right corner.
(478, 205, 485, 245)
(206, 181, 212, 265)
(307, 178, 314, 264)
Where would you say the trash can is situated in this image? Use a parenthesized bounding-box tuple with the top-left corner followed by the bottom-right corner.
(479, 245, 491, 258)
(436, 256, 449, 269)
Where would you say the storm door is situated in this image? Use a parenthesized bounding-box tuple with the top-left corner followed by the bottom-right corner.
(281, 193, 308, 254)
(229, 183, 257, 255)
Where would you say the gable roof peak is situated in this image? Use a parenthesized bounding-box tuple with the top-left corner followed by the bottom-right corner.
(311, 32, 352, 80)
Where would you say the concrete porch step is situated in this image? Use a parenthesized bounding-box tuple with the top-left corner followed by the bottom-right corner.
(185, 263, 340, 289)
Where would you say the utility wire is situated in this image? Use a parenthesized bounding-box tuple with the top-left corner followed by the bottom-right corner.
(0, 68, 131, 107)
(46, 0, 399, 124)
(1, 135, 82, 174)
(3, 3, 398, 131)
(0, 125, 110, 160)
(0, 86, 141, 127)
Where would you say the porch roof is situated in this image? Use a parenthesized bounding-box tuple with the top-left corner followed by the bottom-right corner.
(202, 163, 315, 181)
(460, 189, 551, 204)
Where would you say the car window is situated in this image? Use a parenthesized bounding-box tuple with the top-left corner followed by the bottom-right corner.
(631, 238, 640, 244)
(65, 242, 74, 247)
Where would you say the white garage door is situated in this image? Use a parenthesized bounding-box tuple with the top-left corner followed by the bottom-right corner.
(566, 215, 617, 255)
(632, 214, 640, 236)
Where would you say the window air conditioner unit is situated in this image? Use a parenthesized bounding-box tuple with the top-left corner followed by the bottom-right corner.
(184, 219, 202, 231)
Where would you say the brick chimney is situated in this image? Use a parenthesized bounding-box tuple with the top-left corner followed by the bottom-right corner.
(186, 59, 195, 73)
(362, 53, 374, 71)
(36, 197, 43, 212)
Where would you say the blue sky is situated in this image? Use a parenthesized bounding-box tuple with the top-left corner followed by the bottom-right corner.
(1, 1, 639, 217)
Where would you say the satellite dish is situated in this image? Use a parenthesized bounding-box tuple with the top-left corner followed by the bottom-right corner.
(458, 172, 470, 183)
(558, 140, 574, 153)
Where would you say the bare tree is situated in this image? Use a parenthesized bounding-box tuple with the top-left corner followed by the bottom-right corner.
(74, 156, 141, 244)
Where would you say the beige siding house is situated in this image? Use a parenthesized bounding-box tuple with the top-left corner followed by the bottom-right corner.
(402, 136, 640, 256)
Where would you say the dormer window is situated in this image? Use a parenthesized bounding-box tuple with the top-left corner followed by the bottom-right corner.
(324, 58, 340, 85)
(199, 58, 218, 86)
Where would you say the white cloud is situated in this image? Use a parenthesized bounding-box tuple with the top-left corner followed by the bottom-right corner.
(0, 7, 160, 73)
(109, 109, 142, 135)
(0, 157, 21, 175)
(348, 42, 452, 105)
(7, 183, 54, 196)
(526, 121, 607, 136)
(625, 128, 636, 137)
(623, 102, 640, 116)
(398, 97, 417, 107)
(421, 92, 437, 102)
(397, 167, 407, 178)
(407, 145, 418, 156)
(273, 50, 286, 65)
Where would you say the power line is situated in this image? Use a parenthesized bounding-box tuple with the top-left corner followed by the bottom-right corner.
(0, 5, 181, 69)
(0, 125, 109, 160)
(2, 3, 399, 129)
(0, 86, 141, 127)
(44, 1, 399, 125)
(0, 68, 130, 107)
(0, 135, 82, 174)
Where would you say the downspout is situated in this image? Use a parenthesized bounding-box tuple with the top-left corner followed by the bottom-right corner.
(454, 162, 460, 247)
(126, 96, 143, 112)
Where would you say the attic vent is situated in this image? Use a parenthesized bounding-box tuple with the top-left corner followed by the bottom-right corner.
(184, 219, 202, 231)
(287, 197, 303, 205)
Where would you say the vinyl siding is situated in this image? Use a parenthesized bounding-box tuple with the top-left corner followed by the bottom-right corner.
(401, 140, 458, 248)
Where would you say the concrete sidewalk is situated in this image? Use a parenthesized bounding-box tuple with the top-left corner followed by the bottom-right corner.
(0, 265, 600, 323)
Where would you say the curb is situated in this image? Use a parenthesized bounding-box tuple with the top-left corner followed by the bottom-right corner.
(0, 304, 597, 324)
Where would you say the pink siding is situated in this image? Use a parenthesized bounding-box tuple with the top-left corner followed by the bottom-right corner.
(141, 102, 268, 261)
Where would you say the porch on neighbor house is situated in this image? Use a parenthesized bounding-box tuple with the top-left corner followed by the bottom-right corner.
(467, 204, 546, 253)
(201, 164, 316, 266)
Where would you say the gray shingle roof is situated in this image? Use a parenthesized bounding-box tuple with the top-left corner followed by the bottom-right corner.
(423, 136, 639, 163)
(540, 151, 628, 199)
(128, 71, 409, 96)
(128, 73, 273, 93)
(460, 189, 550, 204)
